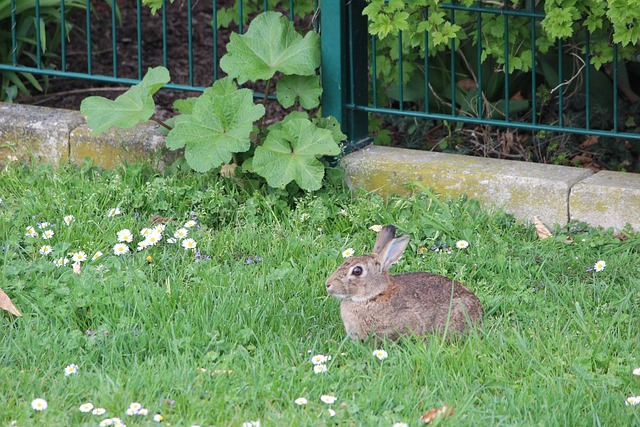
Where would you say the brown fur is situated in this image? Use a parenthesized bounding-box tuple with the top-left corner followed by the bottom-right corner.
(326, 225, 483, 340)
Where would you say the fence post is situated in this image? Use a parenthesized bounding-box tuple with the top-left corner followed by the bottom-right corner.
(321, 0, 371, 150)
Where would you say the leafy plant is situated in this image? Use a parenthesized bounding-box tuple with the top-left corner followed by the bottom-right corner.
(362, 0, 640, 113)
(81, 11, 343, 192)
(0, 0, 88, 102)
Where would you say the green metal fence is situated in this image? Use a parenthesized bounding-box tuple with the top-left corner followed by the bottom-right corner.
(2, 0, 639, 147)
(321, 0, 640, 147)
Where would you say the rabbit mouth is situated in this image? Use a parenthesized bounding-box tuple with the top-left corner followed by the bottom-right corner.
(328, 292, 349, 300)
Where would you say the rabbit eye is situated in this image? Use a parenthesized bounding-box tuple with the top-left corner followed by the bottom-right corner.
(351, 266, 363, 276)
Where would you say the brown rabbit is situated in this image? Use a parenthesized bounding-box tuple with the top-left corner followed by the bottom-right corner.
(326, 225, 483, 340)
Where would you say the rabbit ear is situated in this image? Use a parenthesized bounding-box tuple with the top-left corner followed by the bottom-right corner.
(378, 234, 410, 271)
(372, 225, 397, 254)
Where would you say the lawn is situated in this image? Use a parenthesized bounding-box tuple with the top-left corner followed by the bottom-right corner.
(1, 162, 639, 426)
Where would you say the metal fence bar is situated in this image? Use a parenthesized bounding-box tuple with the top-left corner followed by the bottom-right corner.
(187, 0, 194, 87)
(613, 44, 618, 133)
(35, 0, 41, 69)
(61, 0, 67, 71)
(503, 8, 510, 121)
(530, 3, 536, 126)
(10, 0, 17, 65)
(450, 7, 456, 117)
(397, 30, 403, 111)
(371, 36, 378, 108)
(558, 38, 564, 127)
(111, 0, 118, 77)
(585, 31, 590, 131)
(475, 3, 482, 118)
(212, 0, 218, 81)
(85, 0, 92, 74)
(423, 8, 430, 114)
(137, 0, 143, 80)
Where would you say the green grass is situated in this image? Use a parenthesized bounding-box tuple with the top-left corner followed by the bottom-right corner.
(1, 162, 640, 426)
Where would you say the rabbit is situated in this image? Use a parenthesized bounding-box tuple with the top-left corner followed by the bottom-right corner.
(326, 225, 483, 340)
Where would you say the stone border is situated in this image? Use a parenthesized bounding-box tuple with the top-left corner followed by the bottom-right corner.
(1, 103, 638, 231)
(0, 104, 177, 170)
(342, 145, 640, 231)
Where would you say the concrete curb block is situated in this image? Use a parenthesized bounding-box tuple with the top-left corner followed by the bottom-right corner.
(0, 103, 177, 170)
(343, 145, 640, 231)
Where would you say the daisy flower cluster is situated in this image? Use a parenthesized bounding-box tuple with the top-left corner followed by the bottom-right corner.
(26, 363, 205, 425)
(27, 209, 203, 270)
(293, 394, 338, 417)
(627, 367, 640, 406)
(311, 353, 331, 374)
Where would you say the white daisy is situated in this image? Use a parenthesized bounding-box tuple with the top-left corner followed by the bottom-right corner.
(184, 220, 197, 228)
(294, 397, 308, 405)
(594, 260, 606, 272)
(128, 402, 142, 413)
(41, 229, 54, 239)
(153, 414, 163, 422)
(117, 229, 134, 243)
(39, 245, 52, 255)
(113, 243, 129, 256)
(37, 222, 50, 229)
(92, 251, 103, 261)
(373, 349, 388, 360)
(342, 248, 355, 258)
(79, 402, 94, 413)
(173, 228, 189, 239)
(321, 394, 336, 404)
(25, 226, 38, 237)
(633, 367, 640, 376)
(72, 251, 88, 263)
(93, 407, 107, 415)
(54, 257, 69, 267)
(328, 408, 336, 417)
(107, 207, 121, 217)
(64, 215, 75, 225)
(313, 364, 327, 374)
(456, 240, 469, 249)
(31, 398, 48, 411)
(64, 363, 78, 376)
(182, 238, 197, 250)
(311, 354, 331, 365)
(626, 396, 640, 406)
(145, 231, 163, 246)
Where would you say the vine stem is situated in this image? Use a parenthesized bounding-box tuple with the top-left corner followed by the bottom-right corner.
(150, 117, 173, 131)
(257, 78, 273, 140)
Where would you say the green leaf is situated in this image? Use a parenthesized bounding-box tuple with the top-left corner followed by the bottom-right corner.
(80, 66, 170, 135)
(276, 75, 322, 109)
(314, 116, 347, 144)
(220, 11, 321, 83)
(252, 118, 341, 191)
(172, 98, 197, 115)
(165, 77, 265, 172)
